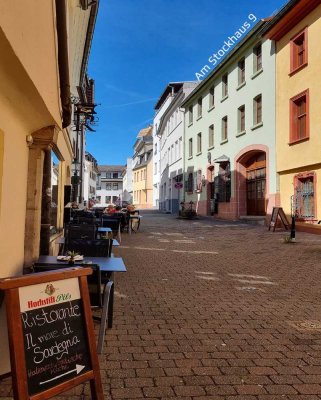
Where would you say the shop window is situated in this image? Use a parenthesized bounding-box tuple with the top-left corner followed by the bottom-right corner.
(290, 28, 308, 74)
(290, 89, 309, 143)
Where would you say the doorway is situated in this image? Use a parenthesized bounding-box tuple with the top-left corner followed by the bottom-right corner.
(245, 153, 266, 216)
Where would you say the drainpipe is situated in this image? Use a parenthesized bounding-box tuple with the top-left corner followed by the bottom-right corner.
(55, 0, 71, 128)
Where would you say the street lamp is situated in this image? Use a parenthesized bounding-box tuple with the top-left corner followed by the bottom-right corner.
(71, 159, 81, 203)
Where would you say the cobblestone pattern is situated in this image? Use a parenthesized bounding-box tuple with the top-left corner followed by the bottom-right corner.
(2, 212, 321, 399)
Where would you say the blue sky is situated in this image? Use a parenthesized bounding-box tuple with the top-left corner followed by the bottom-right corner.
(87, 0, 287, 165)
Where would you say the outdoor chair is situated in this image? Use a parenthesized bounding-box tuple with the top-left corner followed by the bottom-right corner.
(101, 215, 122, 243)
(65, 223, 96, 240)
(32, 263, 113, 354)
(66, 238, 113, 258)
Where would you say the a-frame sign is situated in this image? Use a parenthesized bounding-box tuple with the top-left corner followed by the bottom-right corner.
(268, 207, 290, 231)
(0, 267, 104, 400)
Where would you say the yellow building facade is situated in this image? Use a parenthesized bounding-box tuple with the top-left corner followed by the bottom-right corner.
(265, 0, 321, 228)
(0, 0, 98, 374)
(132, 126, 154, 209)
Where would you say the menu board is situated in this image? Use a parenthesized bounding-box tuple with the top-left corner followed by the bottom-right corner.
(19, 278, 91, 396)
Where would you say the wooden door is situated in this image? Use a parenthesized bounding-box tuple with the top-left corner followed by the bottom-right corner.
(246, 154, 266, 216)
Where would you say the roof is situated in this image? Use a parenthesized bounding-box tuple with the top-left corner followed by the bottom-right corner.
(181, 20, 267, 107)
(98, 165, 126, 172)
(261, 0, 321, 40)
(154, 82, 184, 110)
(138, 126, 153, 138)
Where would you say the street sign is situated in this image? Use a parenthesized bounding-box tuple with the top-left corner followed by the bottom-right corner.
(174, 182, 183, 189)
(0, 267, 104, 400)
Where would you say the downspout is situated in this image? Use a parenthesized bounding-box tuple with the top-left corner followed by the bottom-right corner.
(55, 0, 71, 128)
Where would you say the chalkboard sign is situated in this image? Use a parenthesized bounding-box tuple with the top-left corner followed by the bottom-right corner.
(0, 267, 103, 400)
(268, 207, 290, 231)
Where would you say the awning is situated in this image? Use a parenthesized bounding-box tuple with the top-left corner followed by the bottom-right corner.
(213, 155, 230, 163)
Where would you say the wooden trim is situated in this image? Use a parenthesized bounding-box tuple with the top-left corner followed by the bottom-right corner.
(290, 27, 308, 74)
(289, 89, 309, 144)
(264, 0, 321, 40)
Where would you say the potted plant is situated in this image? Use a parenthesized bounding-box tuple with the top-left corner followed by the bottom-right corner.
(67, 250, 79, 265)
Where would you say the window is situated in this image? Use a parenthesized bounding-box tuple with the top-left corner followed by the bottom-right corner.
(186, 172, 194, 193)
(106, 172, 111, 179)
(208, 124, 214, 148)
(209, 86, 215, 108)
(214, 162, 231, 202)
(105, 196, 111, 204)
(113, 183, 118, 190)
(197, 133, 202, 154)
(179, 137, 182, 158)
(197, 97, 202, 118)
(106, 183, 111, 190)
(253, 95, 262, 125)
(113, 172, 118, 179)
(141, 170, 143, 180)
(290, 28, 308, 73)
(293, 172, 315, 220)
(222, 74, 228, 97)
(171, 144, 174, 163)
(253, 43, 262, 72)
(238, 58, 245, 85)
(154, 143, 157, 155)
(175, 141, 178, 161)
(222, 116, 228, 141)
(188, 138, 193, 157)
(96, 196, 101, 203)
(290, 90, 309, 143)
(188, 105, 193, 125)
(112, 195, 118, 203)
(238, 105, 245, 133)
(168, 147, 170, 164)
(154, 162, 157, 174)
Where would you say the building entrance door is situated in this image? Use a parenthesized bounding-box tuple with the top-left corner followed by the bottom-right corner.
(246, 153, 266, 216)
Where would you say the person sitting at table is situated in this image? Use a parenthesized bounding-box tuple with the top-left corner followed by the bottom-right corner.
(104, 204, 116, 214)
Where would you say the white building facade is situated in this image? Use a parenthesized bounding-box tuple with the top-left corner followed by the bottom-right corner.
(157, 82, 198, 213)
(96, 165, 125, 207)
(122, 157, 133, 204)
(152, 84, 180, 209)
(83, 152, 98, 205)
(182, 22, 277, 221)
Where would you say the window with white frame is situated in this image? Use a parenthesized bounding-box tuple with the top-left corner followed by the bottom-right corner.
(208, 124, 214, 148)
(197, 132, 202, 154)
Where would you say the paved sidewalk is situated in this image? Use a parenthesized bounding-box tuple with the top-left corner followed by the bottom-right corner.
(2, 212, 321, 399)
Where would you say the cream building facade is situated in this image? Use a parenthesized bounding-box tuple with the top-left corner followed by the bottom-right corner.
(264, 0, 321, 231)
(0, 0, 99, 374)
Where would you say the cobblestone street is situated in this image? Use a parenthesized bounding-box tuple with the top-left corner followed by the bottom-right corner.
(3, 212, 321, 399)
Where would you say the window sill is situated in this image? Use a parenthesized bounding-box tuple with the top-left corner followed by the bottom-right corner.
(188, 156, 193, 160)
(289, 136, 309, 146)
(221, 95, 229, 103)
(236, 81, 246, 91)
(188, 122, 193, 127)
(251, 121, 263, 131)
(208, 146, 214, 150)
(289, 62, 308, 76)
(251, 68, 263, 79)
(236, 130, 246, 137)
(220, 139, 228, 145)
(208, 105, 215, 112)
(196, 115, 202, 121)
(196, 152, 202, 156)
